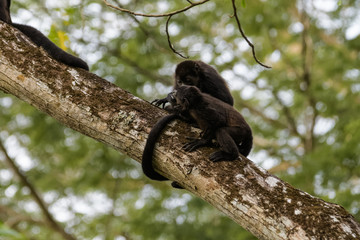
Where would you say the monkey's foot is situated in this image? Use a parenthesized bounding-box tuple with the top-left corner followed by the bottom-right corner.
(183, 139, 209, 152)
(209, 151, 238, 162)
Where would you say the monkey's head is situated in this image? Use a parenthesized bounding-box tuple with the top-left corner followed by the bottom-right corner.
(175, 60, 201, 87)
(172, 86, 202, 111)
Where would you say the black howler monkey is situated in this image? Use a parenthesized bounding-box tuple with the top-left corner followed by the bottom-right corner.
(153, 60, 233, 108)
(142, 60, 234, 182)
(0, 0, 89, 70)
(174, 85, 253, 161)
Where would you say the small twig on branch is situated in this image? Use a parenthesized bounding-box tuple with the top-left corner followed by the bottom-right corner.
(166, 15, 188, 58)
(0, 140, 76, 240)
(103, 0, 209, 58)
(103, 0, 210, 17)
(113, 2, 171, 54)
(231, 0, 271, 68)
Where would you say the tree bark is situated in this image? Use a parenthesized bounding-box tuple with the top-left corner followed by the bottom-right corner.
(0, 22, 359, 240)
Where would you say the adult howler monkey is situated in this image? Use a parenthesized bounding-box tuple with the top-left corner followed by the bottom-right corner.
(142, 60, 234, 182)
(0, 0, 89, 70)
(153, 60, 233, 108)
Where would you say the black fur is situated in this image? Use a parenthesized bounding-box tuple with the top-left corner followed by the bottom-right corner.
(142, 60, 234, 183)
(153, 60, 233, 109)
(0, 0, 89, 70)
(141, 114, 180, 181)
(0, 0, 11, 23)
(176, 86, 252, 161)
(12, 23, 89, 70)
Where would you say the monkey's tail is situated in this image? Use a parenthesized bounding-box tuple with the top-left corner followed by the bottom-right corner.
(239, 132, 253, 157)
(142, 114, 180, 181)
(12, 23, 89, 71)
(0, 0, 12, 24)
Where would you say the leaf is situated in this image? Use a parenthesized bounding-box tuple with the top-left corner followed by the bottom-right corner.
(57, 30, 68, 51)
(48, 24, 69, 51)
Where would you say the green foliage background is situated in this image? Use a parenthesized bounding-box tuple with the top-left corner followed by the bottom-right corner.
(0, 0, 359, 239)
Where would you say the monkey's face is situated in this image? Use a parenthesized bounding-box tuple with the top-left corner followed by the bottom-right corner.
(170, 89, 188, 112)
(176, 74, 199, 87)
(172, 86, 201, 111)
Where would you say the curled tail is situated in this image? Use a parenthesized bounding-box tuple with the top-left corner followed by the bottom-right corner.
(142, 114, 180, 181)
(12, 23, 89, 71)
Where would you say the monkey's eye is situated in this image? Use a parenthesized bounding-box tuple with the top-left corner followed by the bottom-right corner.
(179, 77, 189, 84)
(184, 77, 192, 84)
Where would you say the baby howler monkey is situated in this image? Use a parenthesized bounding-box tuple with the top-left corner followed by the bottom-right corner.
(142, 61, 234, 183)
(174, 85, 253, 161)
(0, 0, 89, 70)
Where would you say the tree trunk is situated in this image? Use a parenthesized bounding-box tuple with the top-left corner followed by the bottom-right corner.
(0, 22, 359, 240)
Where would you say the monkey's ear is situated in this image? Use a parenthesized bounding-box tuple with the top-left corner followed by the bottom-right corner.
(183, 98, 190, 109)
(188, 86, 199, 95)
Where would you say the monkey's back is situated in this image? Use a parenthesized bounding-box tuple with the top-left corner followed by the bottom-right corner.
(196, 61, 234, 106)
(200, 94, 249, 128)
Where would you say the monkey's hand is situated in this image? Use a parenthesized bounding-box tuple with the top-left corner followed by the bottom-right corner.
(183, 138, 210, 152)
(151, 98, 168, 108)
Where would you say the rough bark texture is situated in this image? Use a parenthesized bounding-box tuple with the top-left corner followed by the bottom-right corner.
(1, 22, 359, 240)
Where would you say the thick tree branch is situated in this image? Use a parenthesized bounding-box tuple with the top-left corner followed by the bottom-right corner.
(1, 22, 359, 240)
